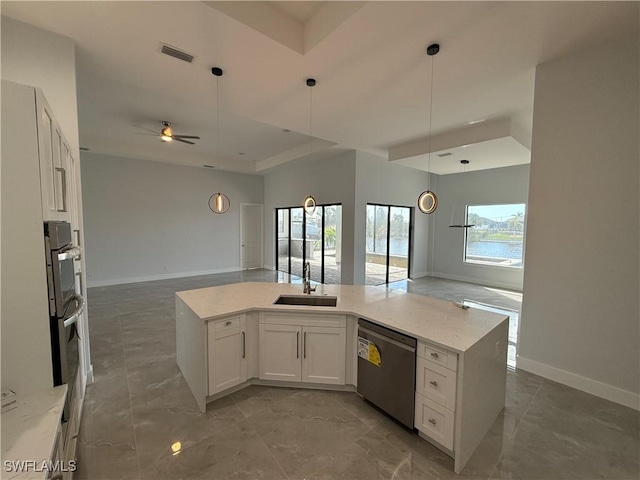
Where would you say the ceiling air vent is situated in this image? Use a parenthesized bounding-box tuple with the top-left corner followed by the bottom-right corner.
(160, 44, 194, 63)
(437, 152, 453, 158)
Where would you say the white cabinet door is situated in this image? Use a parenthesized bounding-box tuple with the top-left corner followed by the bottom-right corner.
(301, 326, 346, 385)
(207, 317, 247, 395)
(259, 324, 301, 382)
(36, 90, 69, 221)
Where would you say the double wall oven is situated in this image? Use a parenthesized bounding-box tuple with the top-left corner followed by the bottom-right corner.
(44, 221, 85, 422)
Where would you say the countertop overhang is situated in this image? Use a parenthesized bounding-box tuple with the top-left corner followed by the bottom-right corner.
(176, 283, 509, 354)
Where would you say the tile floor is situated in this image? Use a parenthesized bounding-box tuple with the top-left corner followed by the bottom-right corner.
(76, 271, 639, 480)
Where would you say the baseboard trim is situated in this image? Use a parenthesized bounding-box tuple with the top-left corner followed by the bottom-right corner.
(87, 267, 242, 288)
(517, 356, 640, 411)
(431, 271, 522, 292)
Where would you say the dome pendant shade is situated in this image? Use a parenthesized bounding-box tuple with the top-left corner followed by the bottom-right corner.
(208, 193, 230, 214)
(418, 190, 438, 214)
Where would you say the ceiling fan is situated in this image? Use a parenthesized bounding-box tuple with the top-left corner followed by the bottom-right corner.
(149, 121, 200, 145)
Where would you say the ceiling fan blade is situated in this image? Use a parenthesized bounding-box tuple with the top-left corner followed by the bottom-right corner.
(133, 125, 162, 134)
(173, 137, 195, 145)
(173, 135, 200, 139)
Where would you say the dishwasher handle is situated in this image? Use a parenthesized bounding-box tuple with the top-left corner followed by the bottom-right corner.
(358, 326, 416, 353)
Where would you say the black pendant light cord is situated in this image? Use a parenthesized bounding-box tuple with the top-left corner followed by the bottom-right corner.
(427, 48, 435, 186)
(307, 78, 316, 154)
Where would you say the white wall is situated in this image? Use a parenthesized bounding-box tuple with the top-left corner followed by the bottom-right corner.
(263, 150, 433, 285)
(263, 150, 357, 284)
(81, 153, 264, 286)
(1, 15, 79, 158)
(354, 151, 432, 285)
(431, 165, 530, 291)
(519, 31, 639, 409)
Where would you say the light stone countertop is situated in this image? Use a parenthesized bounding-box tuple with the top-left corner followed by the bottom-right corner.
(1, 385, 67, 480)
(176, 282, 508, 353)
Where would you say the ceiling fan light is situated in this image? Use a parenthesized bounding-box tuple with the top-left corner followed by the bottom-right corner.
(161, 125, 173, 142)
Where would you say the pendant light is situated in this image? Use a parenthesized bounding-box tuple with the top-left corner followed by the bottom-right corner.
(208, 192, 230, 214)
(449, 160, 475, 228)
(303, 78, 317, 215)
(208, 67, 230, 214)
(417, 43, 440, 214)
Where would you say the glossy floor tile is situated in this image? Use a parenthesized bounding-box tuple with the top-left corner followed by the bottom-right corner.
(76, 270, 639, 480)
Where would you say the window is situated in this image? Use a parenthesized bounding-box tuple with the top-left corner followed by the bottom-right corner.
(276, 204, 342, 284)
(365, 204, 412, 285)
(464, 203, 526, 268)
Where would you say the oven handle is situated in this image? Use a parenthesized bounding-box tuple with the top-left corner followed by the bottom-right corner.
(58, 246, 82, 261)
(63, 294, 86, 328)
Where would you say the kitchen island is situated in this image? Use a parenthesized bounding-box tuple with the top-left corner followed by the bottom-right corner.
(176, 282, 508, 474)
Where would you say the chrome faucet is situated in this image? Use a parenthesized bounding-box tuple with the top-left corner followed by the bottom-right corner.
(303, 261, 316, 294)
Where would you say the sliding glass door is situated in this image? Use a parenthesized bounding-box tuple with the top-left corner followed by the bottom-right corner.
(365, 204, 412, 285)
(275, 204, 342, 284)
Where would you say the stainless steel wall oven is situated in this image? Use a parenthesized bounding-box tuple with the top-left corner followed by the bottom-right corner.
(44, 221, 84, 422)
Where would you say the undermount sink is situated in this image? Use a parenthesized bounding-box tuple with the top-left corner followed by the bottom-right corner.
(273, 295, 338, 307)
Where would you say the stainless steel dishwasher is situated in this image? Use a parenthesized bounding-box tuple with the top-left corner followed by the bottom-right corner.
(357, 318, 417, 429)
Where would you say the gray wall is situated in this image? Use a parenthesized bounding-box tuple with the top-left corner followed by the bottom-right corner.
(81, 153, 264, 286)
(263, 150, 357, 283)
(519, 31, 639, 407)
(431, 165, 530, 291)
(354, 151, 432, 285)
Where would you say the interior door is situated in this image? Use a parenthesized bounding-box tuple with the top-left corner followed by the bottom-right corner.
(241, 204, 263, 269)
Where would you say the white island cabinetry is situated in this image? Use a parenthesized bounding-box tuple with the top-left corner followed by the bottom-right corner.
(176, 283, 508, 474)
(207, 315, 247, 396)
(259, 312, 346, 385)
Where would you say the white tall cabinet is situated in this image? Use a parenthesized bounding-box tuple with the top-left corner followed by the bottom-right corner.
(1, 80, 89, 472)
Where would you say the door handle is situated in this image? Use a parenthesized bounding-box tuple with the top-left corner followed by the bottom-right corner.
(296, 331, 300, 358)
(303, 332, 307, 359)
(55, 167, 67, 212)
(76, 271, 83, 294)
(242, 331, 246, 359)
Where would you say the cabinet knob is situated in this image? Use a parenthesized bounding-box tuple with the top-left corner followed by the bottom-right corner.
(430, 352, 439, 358)
(428, 418, 436, 425)
(430, 380, 438, 387)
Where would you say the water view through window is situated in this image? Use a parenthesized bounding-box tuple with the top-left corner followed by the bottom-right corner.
(464, 204, 526, 268)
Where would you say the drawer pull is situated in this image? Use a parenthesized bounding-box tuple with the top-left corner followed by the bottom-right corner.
(429, 380, 438, 387)
(430, 352, 439, 358)
(428, 418, 437, 425)
(225, 321, 232, 326)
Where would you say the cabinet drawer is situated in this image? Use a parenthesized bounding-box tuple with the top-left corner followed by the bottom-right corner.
(212, 316, 241, 337)
(415, 393, 454, 451)
(417, 341, 457, 371)
(262, 312, 345, 328)
(416, 357, 457, 410)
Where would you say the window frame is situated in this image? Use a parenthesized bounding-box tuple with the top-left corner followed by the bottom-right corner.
(463, 202, 526, 269)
